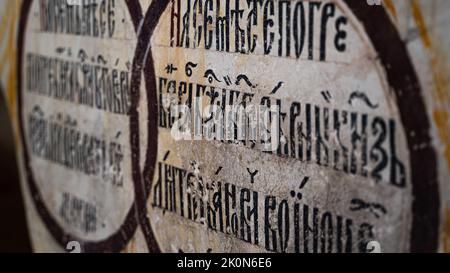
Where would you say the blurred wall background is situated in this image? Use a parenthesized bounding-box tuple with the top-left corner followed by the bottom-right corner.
(0, 89, 31, 252)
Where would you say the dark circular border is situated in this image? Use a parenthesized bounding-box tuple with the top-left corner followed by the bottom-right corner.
(128, 0, 171, 254)
(344, 0, 440, 252)
(17, 0, 440, 253)
(132, 0, 440, 253)
(17, 0, 144, 253)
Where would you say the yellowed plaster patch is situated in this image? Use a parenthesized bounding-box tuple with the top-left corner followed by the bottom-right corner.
(384, 0, 397, 20)
(0, 1, 22, 146)
(411, 0, 450, 173)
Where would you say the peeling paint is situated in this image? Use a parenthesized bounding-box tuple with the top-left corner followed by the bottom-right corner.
(1, 0, 449, 253)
